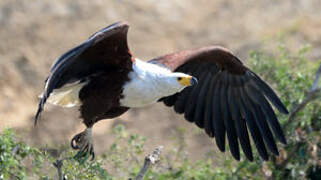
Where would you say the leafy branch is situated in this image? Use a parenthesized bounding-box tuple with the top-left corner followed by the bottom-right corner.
(285, 63, 321, 129)
(275, 63, 321, 169)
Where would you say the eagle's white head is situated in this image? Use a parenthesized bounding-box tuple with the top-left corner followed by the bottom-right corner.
(156, 71, 198, 94)
(120, 59, 198, 107)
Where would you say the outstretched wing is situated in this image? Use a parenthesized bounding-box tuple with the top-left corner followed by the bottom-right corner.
(152, 46, 288, 161)
(35, 22, 133, 124)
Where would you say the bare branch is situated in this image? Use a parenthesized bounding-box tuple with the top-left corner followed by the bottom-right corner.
(11, 145, 20, 155)
(135, 146, 163, 180)
(276, 141, 305, 169)
(53, 159, 67, 180)
(284, 64, 321, 129)
(277, 63, 321, 169)
(285, 88, 321, 129)
(311, 63, 321, 91)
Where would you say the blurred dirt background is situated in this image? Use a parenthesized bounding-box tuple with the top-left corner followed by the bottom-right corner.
(0, 0, 320, 161)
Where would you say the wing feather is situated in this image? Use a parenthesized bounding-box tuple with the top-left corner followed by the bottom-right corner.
(246, 83, 287, 144)
(243, 85, 279, 155)
(193, 71, 212, 128)
(35, 22, 132, 124)
(229, 76, 253, 161)
(203, 72, 220, 137)
(249, 72, 288, 114)
(173, 63, 202, 113)
(184, 66, 208, 122)
(221, 72, 240, 160)
(153, 46, 288, 160)
(212, 73, 226, 152)
(163, 94, 177, 107)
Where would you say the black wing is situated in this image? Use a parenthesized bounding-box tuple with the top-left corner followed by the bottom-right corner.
(35, 22, 133, 124)
(152, 46, 288, 161)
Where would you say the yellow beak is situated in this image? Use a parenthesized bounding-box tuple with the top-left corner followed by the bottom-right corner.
(178, 76, 198, 86)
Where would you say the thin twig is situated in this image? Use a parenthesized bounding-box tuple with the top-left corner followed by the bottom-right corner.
(135, 146, 163, 180)
(311, 63, 321, 91)
(276, 63, 321, 169)
(53, 159, 64, 180)
(11, 145, 20, 155)
(276, 141, 305, 169)
(284, 64, 321, 130)
(53, 157, 71, 180)
(284, 88, 321, 130)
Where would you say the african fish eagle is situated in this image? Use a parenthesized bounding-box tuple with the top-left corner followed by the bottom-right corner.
(35, 22, 288, 161)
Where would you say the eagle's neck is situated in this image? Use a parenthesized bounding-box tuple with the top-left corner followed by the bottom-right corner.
(119, 59, 183, 107)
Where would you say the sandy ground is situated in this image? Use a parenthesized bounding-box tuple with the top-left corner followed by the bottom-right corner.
(0, 0, 320, 161)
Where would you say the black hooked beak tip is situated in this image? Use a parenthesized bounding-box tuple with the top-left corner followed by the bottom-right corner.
(191, 77, 198, 86)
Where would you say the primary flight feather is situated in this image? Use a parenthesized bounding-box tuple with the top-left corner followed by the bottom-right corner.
(35, 22, 288, 161)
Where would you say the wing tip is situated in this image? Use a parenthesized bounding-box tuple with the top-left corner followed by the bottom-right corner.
(280, 107, 289, 114)
(215, 138, 226, 153)
(34, 98, 46, 126)
(262, 155, 269, 161)
(101, 21, 129, 31)
(232, 152, 241, 161)
(112, 21, 129, 27)
(106, 21, 129, 32)
(249, 71, 289, 114)
(89, 21, 130, 43)
(247, 155, 254, 162)
(279, 136, 287, 145)
(34, 106, 42, 126)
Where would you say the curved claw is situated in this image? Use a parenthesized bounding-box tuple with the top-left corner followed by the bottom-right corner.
(73, 144, 95, 161)
(70, 133, 83, 149)
(89, 146, 95, 160)
(70, 129, 96, 161)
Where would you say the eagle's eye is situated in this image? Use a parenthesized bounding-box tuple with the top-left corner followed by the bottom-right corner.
(177, 77, 182, 81)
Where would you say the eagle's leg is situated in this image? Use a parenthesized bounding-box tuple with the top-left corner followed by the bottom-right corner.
(70, 127, 95, 160)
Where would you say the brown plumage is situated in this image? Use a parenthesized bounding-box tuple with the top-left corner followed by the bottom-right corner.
(35, 22, 133, 125)
(35, 22, 133, 159)
(154, 47, 288, 161)
(35, 21, 288, 161)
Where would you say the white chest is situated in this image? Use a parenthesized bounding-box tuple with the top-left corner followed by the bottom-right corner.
(119, 59, 182, 107)
(120, 71, 163, 107)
